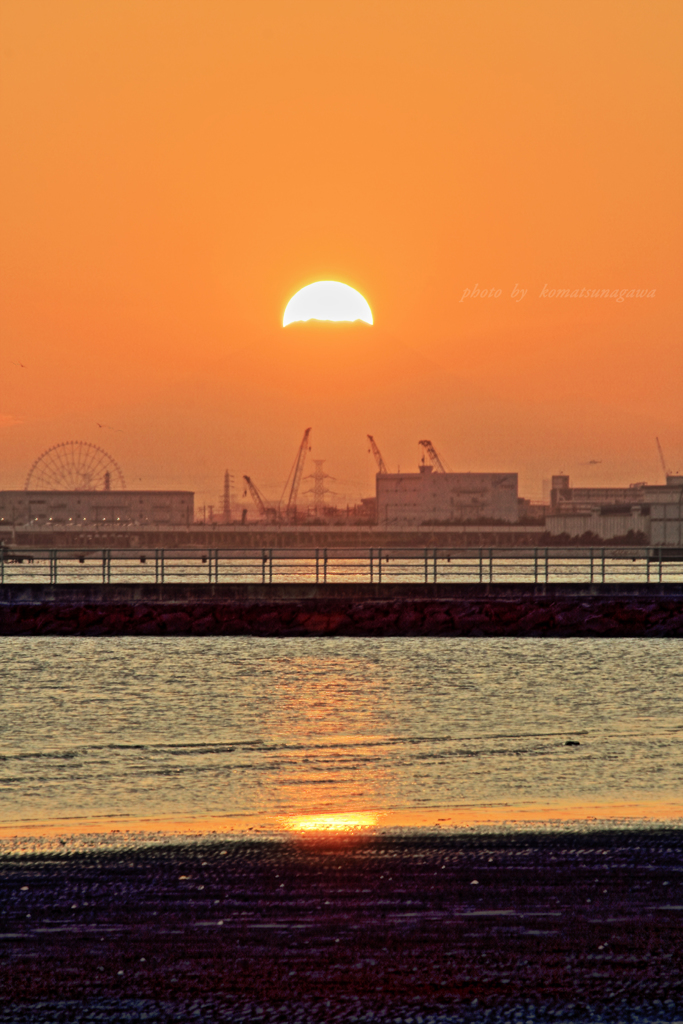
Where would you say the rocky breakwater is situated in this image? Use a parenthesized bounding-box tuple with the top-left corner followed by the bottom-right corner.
(0, 583, 682, 636)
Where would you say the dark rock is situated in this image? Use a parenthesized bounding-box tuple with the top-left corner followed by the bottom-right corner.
(396, 608, 424, 631)
(101, 612, 131, 631)
(515, 608, 556, 629)
(422, 610, 452, 632)
(191, 614, 217, 634)
(157, 611, 192, 631)
(1, 589, 681, 636)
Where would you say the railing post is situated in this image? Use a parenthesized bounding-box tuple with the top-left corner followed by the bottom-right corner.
(489, 548, 493, 583)
(261, 549, 266, 584)
(479, 548, 483, 583)
(545, 548, 549, 583)
(433, 548, 437, 583)
(369, 548, 373, 584)
(378, 548, 382, 584)
(316, 549, 320, 584)
(534, 548, 538, 584)
(425, 548, 429, 584)
(100, 550, 111, 584)
(646, 549, 650, 583)
(269, 548, 273, 584)
(601, 548, 606, 584)
(50, 550, 57, 584)
(323, 548, 328, 583)
(589, 548, 594, 584)
(659, 548, 662, 583)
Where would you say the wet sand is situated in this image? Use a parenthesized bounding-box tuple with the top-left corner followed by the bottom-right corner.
(2, 829, 682, 1022)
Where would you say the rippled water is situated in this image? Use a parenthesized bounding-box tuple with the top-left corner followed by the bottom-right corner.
(1, 637, 681, 827)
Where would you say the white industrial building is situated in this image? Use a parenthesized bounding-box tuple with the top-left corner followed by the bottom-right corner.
(376, 466, 519, 527)
(0, 490, 194, 527)
(649, 480, 683, 546)
(545, 475, 683, 544)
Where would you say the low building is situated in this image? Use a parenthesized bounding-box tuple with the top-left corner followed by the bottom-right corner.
(549, 474, 646, 513)
(544, 509, 650, 543)
(376, 467, 519, 527)
(545, 474, 683, 544)
(0, 490, 194, 527)
(647, 478, 683, 546)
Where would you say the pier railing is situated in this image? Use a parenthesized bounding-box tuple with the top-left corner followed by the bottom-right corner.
(1, 546, 681, 586)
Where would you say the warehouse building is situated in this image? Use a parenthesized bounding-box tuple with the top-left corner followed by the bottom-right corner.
(0, 490, 194, 527)
(376, 466, 519, 526)
(649, 479, 683, 546)
(545, 475, 683, 544)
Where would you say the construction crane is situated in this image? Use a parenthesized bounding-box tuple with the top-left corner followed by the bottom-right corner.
(243, 475, 278, 522)
(656, 437, 672, 481)
(222, 469, 232, 523)
(282, 428, 312, 522)
(367, 435, 388, 474)
(418, 439, 447, 473)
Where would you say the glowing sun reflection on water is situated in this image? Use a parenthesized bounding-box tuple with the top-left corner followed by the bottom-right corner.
(284, 812, 379, 833)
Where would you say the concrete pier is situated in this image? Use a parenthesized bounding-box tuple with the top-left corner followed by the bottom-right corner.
(1, 582, 682, 636)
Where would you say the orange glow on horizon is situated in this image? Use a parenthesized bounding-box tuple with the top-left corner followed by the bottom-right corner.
(283, 812, 380, 833)
(1, 0, 681, 505)
(2, 801, 682, 843)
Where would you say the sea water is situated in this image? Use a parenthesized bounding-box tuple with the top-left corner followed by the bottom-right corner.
(1, 636, 681, 830)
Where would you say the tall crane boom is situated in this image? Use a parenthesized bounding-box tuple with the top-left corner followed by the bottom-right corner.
(284, 428, 312, 521)
(223, 469, 231, 522)
(418, 439, 446, 473)
(243, 475, 276, 521)
(656, 437, 671, 479)
(367, 435, 388, 474)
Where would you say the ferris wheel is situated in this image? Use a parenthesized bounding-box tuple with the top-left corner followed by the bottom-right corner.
(24, 441, 126, 491)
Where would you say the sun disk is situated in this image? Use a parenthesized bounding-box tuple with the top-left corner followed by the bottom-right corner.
(283, 281, 373, 326)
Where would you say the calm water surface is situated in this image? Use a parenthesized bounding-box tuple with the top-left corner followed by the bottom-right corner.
(1, 637, 681, 826)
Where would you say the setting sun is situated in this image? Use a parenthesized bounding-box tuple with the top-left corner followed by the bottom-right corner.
(283, 281, 373, 327)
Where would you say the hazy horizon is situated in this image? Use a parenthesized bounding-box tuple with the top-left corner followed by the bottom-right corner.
(2, 0, 681, 509)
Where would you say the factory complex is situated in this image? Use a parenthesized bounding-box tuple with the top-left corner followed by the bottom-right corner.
(1, 436, 681, 546)
(377, 468, 519, 526)
(0, 490, 193, 529)
(547, 474, 683, 547)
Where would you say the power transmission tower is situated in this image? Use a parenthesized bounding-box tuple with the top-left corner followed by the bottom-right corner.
(305, 460, 333, 518)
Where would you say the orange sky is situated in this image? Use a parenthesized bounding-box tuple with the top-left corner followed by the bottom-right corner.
(1, 0, 681, 507)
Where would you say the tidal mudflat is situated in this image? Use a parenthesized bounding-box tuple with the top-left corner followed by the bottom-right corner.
(2, 830, 683, 1022)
